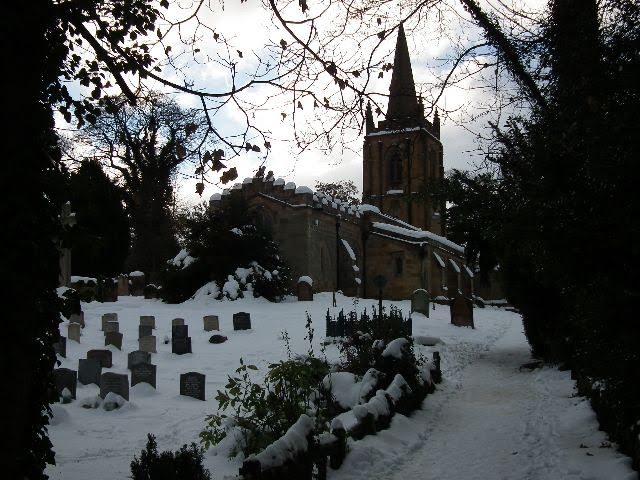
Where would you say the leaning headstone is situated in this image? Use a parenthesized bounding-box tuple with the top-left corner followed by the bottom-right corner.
(105, 332, 123, 350)
(203, 315, 219, 332)
(127, 350, 151, 370)
(297, 277, 313, 301)
(450, 295, 475, 328)
(209, 334, 228, 344)
(117, 275, 130, 296)
(53, 336, 67, 358)
(180, 372, 205, 401)
(78, 358, 102, 385)
(171, 318, 185, 327)
(232, 312, 251, 331)
(100, 372, 129, 401)
(68, 323, 81, 343)
(87, 349, 113, 368)
(131, 363, 157, 389)
(103, 320, 119, 334)
(172, 324, 188, 339)
(138, 325, 153, 339)
(139, 335, 157, 354)
(411, 289, 430, 318)
(69, 311, 85, 328)
(140, 315, 156, 329)
(53, 368, 77, 400)
(102, 313, 117, 331)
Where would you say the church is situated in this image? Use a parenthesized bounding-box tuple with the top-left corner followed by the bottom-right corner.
(210, 25, 476, 301)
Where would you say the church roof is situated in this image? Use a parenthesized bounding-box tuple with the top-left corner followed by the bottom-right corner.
(386, 24, 422, 128)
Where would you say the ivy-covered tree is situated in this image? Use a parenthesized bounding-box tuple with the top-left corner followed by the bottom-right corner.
(315, 179, 361, 206)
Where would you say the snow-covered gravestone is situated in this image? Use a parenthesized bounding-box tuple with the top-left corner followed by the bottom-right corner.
(78, 358, 102, 386)
(105, 332, 123, 350)
(411, 289, 430, 318)
(450, 294, 474, 328)
(127, 351, 151, 370)
(87, 349, 113, 368)
(100, 372, 129, 401)
(171, 325, 192, 355)
(203, 315, 219, 332)
(129, 271, 145, 296)
(67, 322, 81, 343)
(180, 372, 205, 401)
(139, 335, 157, 354)
(117, 275, 129, 296)
(232, 312, 251, 331)
(53, 368, 77, 401)
(131, 363, 156, 389)
(297, 276, 313, 301)
(69, 311, 84, 328)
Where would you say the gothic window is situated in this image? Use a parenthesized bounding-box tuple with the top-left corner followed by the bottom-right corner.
(390, 152, 402, 186)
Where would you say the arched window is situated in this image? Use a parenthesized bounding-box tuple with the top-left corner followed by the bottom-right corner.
(390, 152, 402, 186)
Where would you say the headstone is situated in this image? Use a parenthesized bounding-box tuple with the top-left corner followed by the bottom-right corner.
(78, 358, 102, 385)
(203, 315, 219, 332)
(100, 278, 118, 302)
(127, 350, 151, 370)
(171, 318, 185, 327)
(209, 334, 228, 344)
(69, 311, 85, 328)
(117, 275, 130, 296)
(450, 295, 475, 328)
(411, 289, 430, 317)
(129, 271, 146, 296)
(232, 312, 251, 331)
(172, 324, 188, 339)
(105, 332, 123, 350)
(87, 349, 113, 368)
(68, 322, 81, 343)
(102, 313, 117, 331)
(131, 363, 157, 388)
(180, 372, 205, 401)
(139, 325, 153, 339)
(53, 368, 77, 400)
(140, 315, 156, 329)
(104, 320, 119, 334)
(53, 336, 66, 358)
(297, 279, 313, 301)
(139, 335, 157, 353)
(172, 337, 192, 355)
(100, 372, 129, 401)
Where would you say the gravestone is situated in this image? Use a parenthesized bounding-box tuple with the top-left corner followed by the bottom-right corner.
(117, 275, 130, 296)
(129, 271, 146, 296)
(297, 278, 313, 301)
(53, 368, 77, 400)
(100, 372, 129, 401)
(139, 325, 153, 339)
(180, 372, 205, 401)
(78, 358, 102, 385)
(69, 311, 85, 328)
(232, 312, 251, 331)
(105, 332, 123, 350)
(53, 336, 66, 358)
(87, 350, 113, 368)
(171, 318, 185, 327)
(102, 313, 117, 331)
(209, 334, 228, 344)
(411, 289, 430, 317)
(87, 349, 113, 368)
(139, 335, 157, 353)
(68, 323, 81, 343)
(100, 278, 118, 302)
(203, 315, 219, 332)
(131, 363, 157, 388)
(450, 295, 475, 328)
(172, 337, 192, 355)
(172, 324, 188, 339)
(127, 350, 151, 370)
(104, 320, 119, 334)
(140, 315, 156, 329)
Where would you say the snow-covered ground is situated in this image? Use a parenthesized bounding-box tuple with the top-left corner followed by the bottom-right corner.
(45, 293, 636, 479)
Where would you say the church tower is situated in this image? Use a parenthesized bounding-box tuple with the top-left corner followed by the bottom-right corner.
(362, 24, 444, 234)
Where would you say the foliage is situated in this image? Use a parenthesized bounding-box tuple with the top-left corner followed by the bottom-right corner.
(67, 160, 130, 277)
(130, 433, 211, 480)
(160, 197, 291, 303)
(58, 288, 81, 319)
(315, 180, 361, 206)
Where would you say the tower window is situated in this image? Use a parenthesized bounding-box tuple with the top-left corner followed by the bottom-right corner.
(390, 153, 402, 185)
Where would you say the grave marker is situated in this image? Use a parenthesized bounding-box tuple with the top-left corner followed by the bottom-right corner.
(297, 278, 313, 301)
(140, 315, 156, 329)
(100, 372, 129, 401)
(139, 325, 153, 339)
(233, 312, 251, 331)
(68, 323, 81, 343)
(411, 289, 430, 317)
(78, 358, 102, 385)
(450, 294, 475, 328)
(180, 372, 205, 400)
(172, 324, 188, 339)
(172, 337, 192, 355)
(53, 336, 66, 358)
(139, 335, 157, 353)
(53, 368, 77, 400)
(69, 311, 85, 328)
(203, 315, 219, 332)
(104, 332, 123, 350)
(127, 350, 151, 370)
(131, 363, 156, 388)
(171, 318, 185, 327)
(117, 275, 130, 296)
(104, 320, 119, 334)
(101, 313, 117, 331)
(87, 349, 113, 368)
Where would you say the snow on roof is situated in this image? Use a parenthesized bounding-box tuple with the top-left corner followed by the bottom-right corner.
(387, 189, 404, 194)
(221, 189, 231, 196)
(449, 259, 460, 273)
(243, 177, 253, 184)
(284, 181, 296, 190)
(341, 239, 356, 261)
(209, 193, 222, 202)
(358, 204, 381, 214)
(372, 222, 464, 253)
(295, 186, 313, 194)
(433, 252, 445, 268)
(274, 178, 285, 186)
(129, 271, 145, 277)
(464, 265, 474, 278)
(231, 183, 242, 190)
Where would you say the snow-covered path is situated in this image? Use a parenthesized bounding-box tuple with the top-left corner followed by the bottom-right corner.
(329, 319, 635, 480)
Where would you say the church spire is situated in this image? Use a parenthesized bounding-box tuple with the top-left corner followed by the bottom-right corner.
(365, 101, 375, 134)
(386, 23, 421, 128)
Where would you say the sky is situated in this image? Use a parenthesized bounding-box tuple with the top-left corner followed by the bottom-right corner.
(45, 291, 636, 479)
